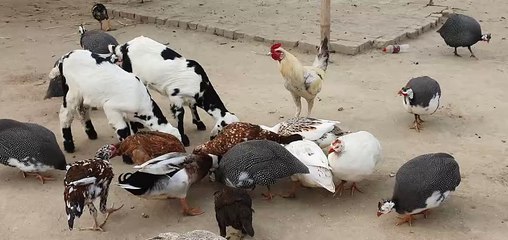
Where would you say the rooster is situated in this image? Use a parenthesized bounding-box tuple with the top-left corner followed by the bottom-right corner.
(270, 37, 330, 117)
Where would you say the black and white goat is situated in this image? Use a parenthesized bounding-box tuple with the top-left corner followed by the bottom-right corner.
(109, 36, 239, 146)
(48, 49, 181, 153)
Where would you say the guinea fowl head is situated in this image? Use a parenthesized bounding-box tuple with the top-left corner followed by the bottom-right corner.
(94, 144, 118, 160)
(270, 43, 284, 61)
(398, 87, 413, 99)
(481, 33, 491, 43)
(377, 200, 395, 217)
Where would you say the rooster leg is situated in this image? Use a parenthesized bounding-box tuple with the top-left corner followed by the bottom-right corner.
(99, 204, 124, 228)
(333, 180, 347, 197)
(79, 203, 104, 231)
(306, 98, 315, 117)
(179, 198, 204, 216)
(291, 93, 302, 117)
(261, 185, 275, 200)
(396, 214, 415, 226)
(280, 181, 300, 198)
(346, 182, 363, 196)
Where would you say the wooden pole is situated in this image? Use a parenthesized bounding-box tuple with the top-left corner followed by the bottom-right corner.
(320, 0, 331, 41)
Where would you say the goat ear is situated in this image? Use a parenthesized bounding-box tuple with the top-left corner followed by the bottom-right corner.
(108, 44, 116, 54)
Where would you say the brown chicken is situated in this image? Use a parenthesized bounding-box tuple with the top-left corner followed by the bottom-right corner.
(214, 187, 255, 238)
(113, 131, 186, 165)
(193, 122, 302, 156)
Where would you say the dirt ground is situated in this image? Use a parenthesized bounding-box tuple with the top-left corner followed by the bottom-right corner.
(0, 0, 507, 239)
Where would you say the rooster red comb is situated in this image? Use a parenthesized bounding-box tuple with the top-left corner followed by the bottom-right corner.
(271, 43, 282, 51)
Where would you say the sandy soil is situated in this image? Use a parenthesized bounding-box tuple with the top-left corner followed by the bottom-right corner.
(0, 0, 507, 239)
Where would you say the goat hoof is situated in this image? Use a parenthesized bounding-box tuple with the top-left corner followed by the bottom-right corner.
(182, 135, 190, 147)
(64, 141, 75, 153)
(86, 130, 98, 140)
(195, 121, 206, 131)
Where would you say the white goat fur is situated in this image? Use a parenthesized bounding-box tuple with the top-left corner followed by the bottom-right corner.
(50, 50, 181, 150)
(109, 36, 239, 144)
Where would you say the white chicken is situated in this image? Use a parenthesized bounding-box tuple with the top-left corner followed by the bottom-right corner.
(282, 140, 335, 198)
(327, 131, 382, 196)
(270, 37, 330, 117)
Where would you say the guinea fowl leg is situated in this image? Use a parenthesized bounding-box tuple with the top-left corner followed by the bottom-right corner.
(396, 214, 416, 226)
(346, 182, 363, 196)
(410, 114, 423, 132)
(281, 181, 300, 198)
(333, 180, 347, 197)
(415, 209, 431, 219)
(79, 203, 104, 231)
(179, 198, 204, 216)
(21, 172, 55, 184)
(468, 46, 477, 58)
(99, 204, 124, 228)
(454, 47, 461, 57)
(261, 186, 275, 200)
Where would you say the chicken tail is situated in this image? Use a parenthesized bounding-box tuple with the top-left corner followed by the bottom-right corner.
(278, 134, 303, 144)
(64, 186, 85, 230)
(312, 36, 330, 71)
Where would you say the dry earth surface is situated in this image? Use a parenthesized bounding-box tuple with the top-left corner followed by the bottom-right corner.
(0, 0, 507, 240)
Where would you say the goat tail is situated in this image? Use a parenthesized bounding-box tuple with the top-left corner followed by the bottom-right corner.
(278, 134, 303, 144)
(48, 65, 61, 80)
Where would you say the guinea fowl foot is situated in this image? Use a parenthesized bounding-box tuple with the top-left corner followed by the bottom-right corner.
(79, 225, 104, 232)
(396, 214, 416, 226)
(21, 172, 55, 184)
(333, 180, 347, 197)
(346, 182, 363, 196)
(416, 209, 431, 219)
(99, 204, 124, 228)
(280, 181, 300, 198)
(179, 198, 204, 216)
(410, 116, 424, 132)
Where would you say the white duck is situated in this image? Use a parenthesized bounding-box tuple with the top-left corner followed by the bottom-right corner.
(117, 152, 219, 216)
(282, 140, 335, 198)
(260, 117, 350, 149)
(327, 131, 382, 196)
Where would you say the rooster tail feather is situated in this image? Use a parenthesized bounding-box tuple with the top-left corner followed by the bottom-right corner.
(312, 37, 330, 71)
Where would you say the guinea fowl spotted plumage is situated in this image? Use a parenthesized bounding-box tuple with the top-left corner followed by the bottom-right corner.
(214, 140, 309, 200)
(64, 144, 123, 231)
(91, 3, 111, 31)
(193, 122, 302, 157)
(398, 76, 441, 132)
(437, 13, 491, 58)
(377, 153, 461, 226)
(113, 131, 186, 165)
(117, 152, 219, 216)
(214, 187, 254, 238)
(0, 119, 67, 184)
(78, 25, 118, 55)
(261, 117, 350, 150)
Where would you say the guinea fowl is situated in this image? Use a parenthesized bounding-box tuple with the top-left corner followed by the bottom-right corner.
(193, 122, 302, 157)
(261, 117, 350, 150)
(270, 37, 330, 117)
(214, 140, 309, 200)
(64, 144, 123, 231)
(377, 153, 461, 226)
(283, 140, 335, 198)
(214, 187, 255, 238)
(118, 152, 219, 216)
(398, 76, 441, 132)
(437, 13, 491, 58)
(113, 131, 186, 165)
(327, 131, 382, 196)
(78, 25, 118, 55)
(0, 119, 67, 184)
(91, 3, 111, 31)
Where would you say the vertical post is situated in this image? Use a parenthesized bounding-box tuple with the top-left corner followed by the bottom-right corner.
(320, 0, 331, 41)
